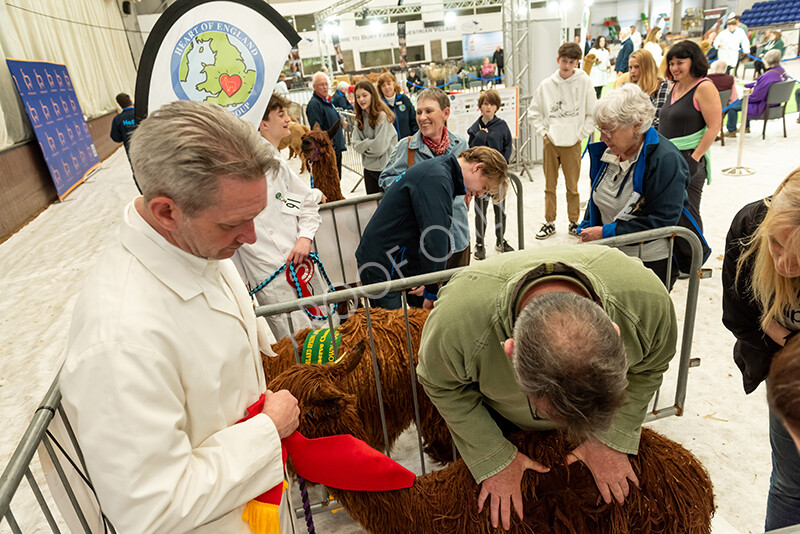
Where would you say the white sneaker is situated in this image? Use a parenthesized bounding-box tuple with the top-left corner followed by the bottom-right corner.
(535, 222, 556, 240)
(568, 222, 580, 236)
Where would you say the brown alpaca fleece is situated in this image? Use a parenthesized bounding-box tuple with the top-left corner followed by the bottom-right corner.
(300, 125, 344, 201)
(268, 361, 716, 533)
(264, 307, 455, 464)
(277, 120, 309, 160)
(329, 428, 714, 534)
(583, 53, 598, 76)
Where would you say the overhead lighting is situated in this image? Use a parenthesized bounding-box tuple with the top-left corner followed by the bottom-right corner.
(369, 18, 381, 31)
(445, 11, 456, 23)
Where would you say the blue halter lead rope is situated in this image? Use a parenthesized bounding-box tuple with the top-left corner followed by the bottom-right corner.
(249, 252, 337, 321)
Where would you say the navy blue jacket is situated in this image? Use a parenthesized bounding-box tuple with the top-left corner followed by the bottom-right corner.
(615, 38, 634, 73)
(578, 127, 689, 238)
(467, 115, 512, 162)
(306, 93, 346, 153)
(332, 90, 353, 111)
(356, 154, 465, 298)
(110, 107, 136, 155)
(383, 93, 418, 139)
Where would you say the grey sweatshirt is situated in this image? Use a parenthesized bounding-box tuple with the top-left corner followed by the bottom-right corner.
(352, 111, 399, 171)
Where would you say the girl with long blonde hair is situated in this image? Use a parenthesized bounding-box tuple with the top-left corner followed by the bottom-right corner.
(723, 167, 800, 530)
(625, 50, 671, 128)
(643, 26, 663, 67)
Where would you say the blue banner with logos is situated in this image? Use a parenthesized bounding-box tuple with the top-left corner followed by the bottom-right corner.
(6, 59, 99, 199)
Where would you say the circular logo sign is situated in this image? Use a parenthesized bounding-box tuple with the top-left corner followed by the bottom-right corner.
(171, 21, 264, 117)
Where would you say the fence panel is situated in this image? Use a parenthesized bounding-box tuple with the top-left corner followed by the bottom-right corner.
(0, 227, 703, 532)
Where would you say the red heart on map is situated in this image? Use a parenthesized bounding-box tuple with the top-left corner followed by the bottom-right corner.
(220, 74, 242, 97)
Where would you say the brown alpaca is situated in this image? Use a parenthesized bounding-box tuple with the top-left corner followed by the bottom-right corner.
(366, 72, 381, 85)
(583, 53, 598, 76)
(268, 356, 716, 534)
(277, 119, 309, 160)
(265, 308, 454, 464)
(300, 121, 344, 202)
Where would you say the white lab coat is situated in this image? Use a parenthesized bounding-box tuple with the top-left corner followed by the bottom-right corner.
(234, 155, 330, 341)
(59, 202, 288, 533)
(631, 31, 642, 50)
(714, 28, 750, 69)
(643, 41, 663, 69)
(589, 47, 611, 88)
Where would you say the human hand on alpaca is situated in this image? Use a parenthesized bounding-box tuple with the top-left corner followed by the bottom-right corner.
(287, 237, 313, 266)
(261, 389, 300, 438)
(566, 439, 639, 504)
(578, 226, 602, 243)
(422, 298, 434, 310)
(477, 451, 550, 531)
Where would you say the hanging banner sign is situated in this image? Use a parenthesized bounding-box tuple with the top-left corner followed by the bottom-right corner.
(134, 0, 300, 128)
(6, 59, 100, 199)
(447, 86, 519, 140)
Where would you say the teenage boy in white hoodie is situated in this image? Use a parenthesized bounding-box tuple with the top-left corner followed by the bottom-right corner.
(530, 42, 596, 239)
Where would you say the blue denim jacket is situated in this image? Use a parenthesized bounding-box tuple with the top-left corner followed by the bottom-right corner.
(378, 130, 470, 252)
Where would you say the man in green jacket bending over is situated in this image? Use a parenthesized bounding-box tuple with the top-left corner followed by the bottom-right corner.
(417, 244, 677, 531)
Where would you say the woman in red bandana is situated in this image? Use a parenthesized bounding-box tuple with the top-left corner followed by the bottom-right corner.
(378, 88, 472, 270)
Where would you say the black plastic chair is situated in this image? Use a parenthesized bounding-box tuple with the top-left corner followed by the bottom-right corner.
(718, 89, 732, 146)
(749, 80, 795, 140)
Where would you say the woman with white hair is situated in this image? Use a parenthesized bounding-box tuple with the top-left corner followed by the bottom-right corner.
(725, 49, 788, 137)
(577, 84, 692, 290)
(331, 80, 353, 110)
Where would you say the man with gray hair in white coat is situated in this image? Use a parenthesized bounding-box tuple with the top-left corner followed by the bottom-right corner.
(59, 100, 300, 533)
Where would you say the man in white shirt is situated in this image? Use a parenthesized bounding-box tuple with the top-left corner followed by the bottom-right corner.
(714, 17, 750, 75)
(630, 25, 642, 50)
(59, 100, 300, 533)
(234, 93, 330, 341)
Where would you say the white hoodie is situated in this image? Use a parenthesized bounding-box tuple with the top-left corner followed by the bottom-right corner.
(529, 68, 596, 147)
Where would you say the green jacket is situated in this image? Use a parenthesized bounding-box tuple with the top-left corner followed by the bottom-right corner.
(416, 244, 678, 483)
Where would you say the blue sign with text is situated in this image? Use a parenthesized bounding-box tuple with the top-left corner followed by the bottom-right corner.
(7, 59, 99, 199)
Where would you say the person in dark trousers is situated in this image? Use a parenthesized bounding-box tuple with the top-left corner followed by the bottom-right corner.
(356, 147, 508, 310)
(615, 28, 634, 75)
(723, 168, 800, 531)
(332, 81, 353, 110)
(306, 72, 347, 179)
(378, 72, 418, 139)
(492, 46, 504, 77)
(110, 92, 139, 192)
(406, 69, 421, 94)
(468, 89, 513, 261)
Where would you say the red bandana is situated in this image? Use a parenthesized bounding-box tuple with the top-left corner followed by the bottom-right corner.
(422, 128, 450, 156)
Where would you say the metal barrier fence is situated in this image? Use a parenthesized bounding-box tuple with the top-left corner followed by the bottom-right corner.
(0, 226, 703, 532)
(310, 175, 525, 291)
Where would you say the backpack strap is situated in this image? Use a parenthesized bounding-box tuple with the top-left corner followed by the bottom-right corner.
(406, 136, 415, 168)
